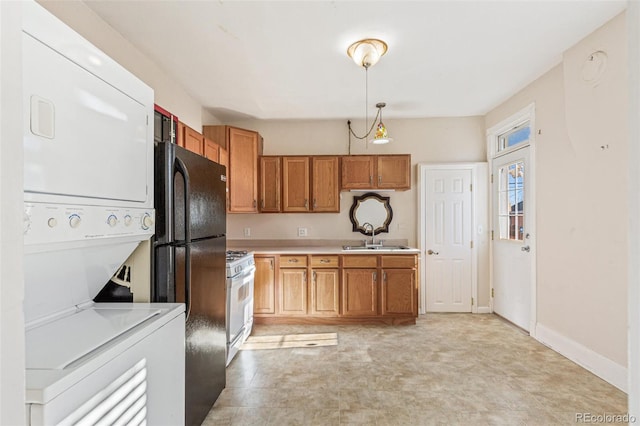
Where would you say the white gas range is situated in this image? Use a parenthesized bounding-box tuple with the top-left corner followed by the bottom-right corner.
(225, 250, 255, 365)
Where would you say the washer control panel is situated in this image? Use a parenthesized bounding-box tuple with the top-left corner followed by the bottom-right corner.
(24, 202, 155, 245)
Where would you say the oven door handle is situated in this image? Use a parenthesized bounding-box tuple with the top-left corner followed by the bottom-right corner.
(174, 156, 192, 319)
(229, 265, 256, 286)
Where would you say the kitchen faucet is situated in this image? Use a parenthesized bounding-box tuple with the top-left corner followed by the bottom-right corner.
(362, 222, 381, 247)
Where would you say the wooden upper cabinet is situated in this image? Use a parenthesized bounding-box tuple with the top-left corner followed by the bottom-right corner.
(203, 136, 219, 163)
(183, 125, 204, 155)
(341, 156, 375, 189)
(176, 121, 185, 148)
(311, 156, 339, 212)
(260, 156, 281, 212)
(282, 157, 310, 212)
(341, 154, 411, 191)
(203, 125, 263, 213)
(377, 155, 410, 190)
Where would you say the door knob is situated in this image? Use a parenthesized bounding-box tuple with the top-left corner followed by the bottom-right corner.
(521, 246, 530, 252)
(427, 249, 439, 255)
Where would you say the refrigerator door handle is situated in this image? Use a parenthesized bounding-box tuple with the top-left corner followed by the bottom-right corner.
(175, 155, 193, 319)
(184, 244, 192, 320)
(174, 156, 192, 243)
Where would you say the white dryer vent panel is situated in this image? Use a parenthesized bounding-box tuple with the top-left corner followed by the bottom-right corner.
(23, 32, 148, 204)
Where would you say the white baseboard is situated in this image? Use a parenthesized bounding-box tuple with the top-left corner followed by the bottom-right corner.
(476, 306, 491, 314)
(535, 323, 627, 392)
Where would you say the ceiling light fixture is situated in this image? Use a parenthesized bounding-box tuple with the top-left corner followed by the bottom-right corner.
(346, 38, 393, 150)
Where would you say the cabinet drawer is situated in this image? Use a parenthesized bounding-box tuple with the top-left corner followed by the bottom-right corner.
(310, 255, 339, 268)
(381, 255, 417, 269)
(280, 255, 308, 267)
(342, 255, 377, 268)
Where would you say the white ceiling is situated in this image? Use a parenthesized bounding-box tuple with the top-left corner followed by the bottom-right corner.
(83, 0, 627, 121)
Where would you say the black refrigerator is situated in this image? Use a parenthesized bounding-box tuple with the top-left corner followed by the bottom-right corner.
(152, 141, 227, 426)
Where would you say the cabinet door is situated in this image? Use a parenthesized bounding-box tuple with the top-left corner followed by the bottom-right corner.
(254, 256, 276, 314)
(341, 269, 378, 316)
(310, 269, 339, 316)
(381, 269, 416, 316)
(203, 137, 219, 163)
(260, 156, 281, 212)
(184, 126, 204, 155)
(228, 128, 259, 212)
(341, 156, 375, 190)
(176, 121, 185, 148)
(282, 157, 310, 212)
(377, 155, 411, 190)
(311, 157, 339, 212)
(278, 268, 307, 315)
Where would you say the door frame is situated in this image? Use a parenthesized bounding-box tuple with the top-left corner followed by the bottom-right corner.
(486, 102, 538, 336)
(418, 162, 488, 314)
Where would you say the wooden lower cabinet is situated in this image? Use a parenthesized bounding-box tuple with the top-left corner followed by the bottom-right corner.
(254, 255, 276, 314)
(341, 269, 378, 316)
(310, 269, 339, 316)
(278, 268, 307, 315)
(253, 253, 417, 324)
(381, 269, 416, 316)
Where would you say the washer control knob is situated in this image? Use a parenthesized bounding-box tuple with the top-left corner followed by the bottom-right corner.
(69, 214, 81, 229)
(107, 214, 118, 227)
(47, 218, 58, 228)
(142, 213, 154, 230)
(124, 215, 132, 226)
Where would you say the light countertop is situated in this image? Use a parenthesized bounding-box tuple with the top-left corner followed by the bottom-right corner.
(227, 239, 420, 255)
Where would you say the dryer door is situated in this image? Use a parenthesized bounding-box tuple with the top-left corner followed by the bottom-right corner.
(23, 32, 150, 204)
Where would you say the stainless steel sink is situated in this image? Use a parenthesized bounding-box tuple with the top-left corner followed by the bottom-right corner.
(342, 245, 410, 251)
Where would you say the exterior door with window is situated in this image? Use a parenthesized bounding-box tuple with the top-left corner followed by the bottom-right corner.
(492, 145, 531, 330)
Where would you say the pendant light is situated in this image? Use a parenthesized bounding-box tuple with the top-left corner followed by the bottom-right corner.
(346, 38, 393, 146)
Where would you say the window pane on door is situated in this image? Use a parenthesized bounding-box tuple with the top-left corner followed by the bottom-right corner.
(498, 161, 524, 241)
(498, 122, 530, 152)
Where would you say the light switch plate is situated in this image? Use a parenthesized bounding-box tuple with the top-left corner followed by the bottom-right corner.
(298, 227, 307, 237)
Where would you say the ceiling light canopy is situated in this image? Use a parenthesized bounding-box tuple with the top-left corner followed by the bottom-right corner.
(347, 38, 388, 69)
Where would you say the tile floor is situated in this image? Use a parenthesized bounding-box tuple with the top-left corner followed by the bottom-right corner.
(203, 314, 627, 425)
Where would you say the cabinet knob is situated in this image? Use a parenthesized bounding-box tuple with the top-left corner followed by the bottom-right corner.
(378, 175, 382, 184)
(288, 258, 299, 263)
(313, 199, 317, 209)
(304, 199, 308, 208)
(320, 259, 330, 263)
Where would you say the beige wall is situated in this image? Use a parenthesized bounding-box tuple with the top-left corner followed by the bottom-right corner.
(627, 0, 639, 415)
(37, 0, 220, 130)
(225, 117, 486, 246)
(486, 13, 628, 371)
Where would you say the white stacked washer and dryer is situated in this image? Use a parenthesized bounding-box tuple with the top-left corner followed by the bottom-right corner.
(22, 2, 185, 424)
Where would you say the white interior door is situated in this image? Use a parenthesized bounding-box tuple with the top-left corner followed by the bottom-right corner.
(425, 169, 472, 312)
(492, 146, 531, 330)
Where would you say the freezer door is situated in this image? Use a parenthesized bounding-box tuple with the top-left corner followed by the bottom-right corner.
(154, 142, 226, 245)
(174, 145, 227, 241)
(175, 236, 226, 426)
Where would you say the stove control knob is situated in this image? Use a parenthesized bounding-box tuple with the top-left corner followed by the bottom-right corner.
(69, 214, 81, 229)
(107, 214, 118, 227)
(47, 218, 58, 228)
(142, 213, 154, 230)
(124, 215, 132, 226)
